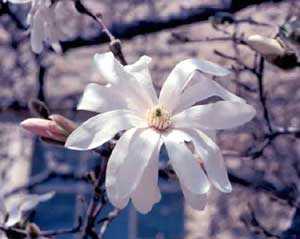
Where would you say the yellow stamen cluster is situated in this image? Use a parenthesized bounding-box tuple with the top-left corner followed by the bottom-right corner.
(146, 105, 171, 131)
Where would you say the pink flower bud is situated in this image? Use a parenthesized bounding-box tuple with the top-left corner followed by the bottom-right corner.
(20, 118, 67, 142)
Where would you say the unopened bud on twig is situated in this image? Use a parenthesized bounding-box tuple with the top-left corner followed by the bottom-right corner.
(28, 99, 50, 119)
(20, 114, 77, 143)
(26, 223, 41, 239)
(247, 34, 299, 70)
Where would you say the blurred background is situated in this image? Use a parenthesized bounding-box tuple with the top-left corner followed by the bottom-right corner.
(1, 0, 300, 238)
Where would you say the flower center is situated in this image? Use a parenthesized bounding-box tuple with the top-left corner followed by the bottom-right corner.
(146, 105, 171, 130)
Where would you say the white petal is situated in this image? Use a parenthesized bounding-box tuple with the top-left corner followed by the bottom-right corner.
(172, 101, 256, 130)
(183, 129, 232, 193)
(201, 130, 216, 142)
(163, 134, 210, 194)
(30, 10, 45, 53)
(5, 192, 55, 227)
(125, 55, 158, 104)
(65, 110, 146, 150)
(131, 140, 162, 214)
(94, 52, 154, 112)
(19, 191, 55, 212)
(7, 0, 32, 3)
(175, 72, 245, 113)
(106, 129, 160, 209)
(77, 83, 127, 113)
(106, 128, 138, 209)
(159, 59, 231, 112)
(5, 207, 21, 227)
(181, 184, 207, 210)
(0, 231, 8, 239)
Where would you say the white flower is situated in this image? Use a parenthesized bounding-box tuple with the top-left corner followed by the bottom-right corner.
(66, 52, 256, 213)
(4, 0, 62, 53)
(0, 190, 54, 239)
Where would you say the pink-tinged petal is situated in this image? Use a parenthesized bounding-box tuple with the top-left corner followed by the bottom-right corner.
(125, 55, 158, 104)
(163, 134, 210, 194)
(172, 101, 256, 130)
(159, 59, 231, 112)
(94, 52, 154, 113)
(181, 129, 232, 193)
(181, 184, 207, 210)
(131, 140, 162, 214)
(174, 72, 245, 113)
(65, 110, 147, 150)
(20, 118, 67, 142)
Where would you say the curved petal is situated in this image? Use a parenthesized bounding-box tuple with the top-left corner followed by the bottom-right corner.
(183, 129, 232, 193)
(181, 184, 207, 210)
(163, 134, 210, 194)
(172, 101, 256, 130)
(106, 128, 161, 209)
(131, 140, 162, 214)
(65, 110, 147, 150)
(175, 72, 245, 113)
(77, 83, 127, 113)
(159, 59, 231, 112)
(125, 55, 158, 104)
(94, 52, 155, 112)
(106, 128, 138, 209)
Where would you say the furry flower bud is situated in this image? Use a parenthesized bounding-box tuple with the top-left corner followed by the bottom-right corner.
(247, 34, 298, 70)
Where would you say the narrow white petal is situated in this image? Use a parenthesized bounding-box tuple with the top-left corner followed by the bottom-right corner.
(163, 134, 210, 194)
(159, 59, 231, 112)
(77, 83, 127, 113)
(19, 191, 55, 212)
(125, 55, 158, 104)
(30, 10, 45, 53)
(175, 72, 245, 113)
(7, 0, 32, 3)
(172, 101, 256, 130)
(183, 129, 232, 193)
(106, 129, 161, 209)
(106, 128, 138, 209)
(131, 141, 162, 214)
(94, 52, 154, 112)
(181, 184, 207, 210)
(65, 110, 147, 150)
(6, 192, 55, 227)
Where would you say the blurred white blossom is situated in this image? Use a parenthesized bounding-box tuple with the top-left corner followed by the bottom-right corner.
(66, 52, 256, 213)
(0, 189, 54, 239)
(3, 0, 62, 53)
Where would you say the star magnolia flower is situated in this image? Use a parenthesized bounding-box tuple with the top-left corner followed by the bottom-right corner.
(65, 52, 256, 213)
(0, 190, 54, 239)
(3, 0, 61, 53)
